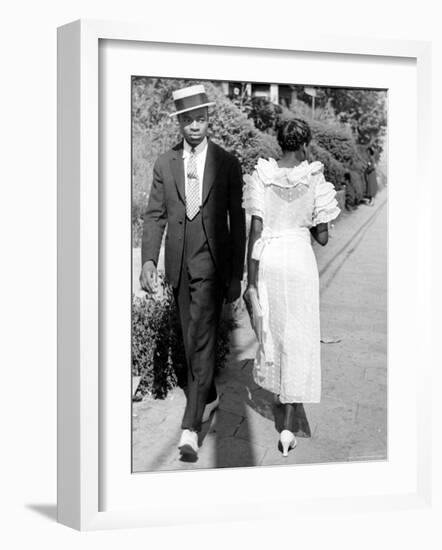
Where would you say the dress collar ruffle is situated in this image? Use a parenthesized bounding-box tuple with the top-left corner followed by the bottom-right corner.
(255, 158, 323, 188)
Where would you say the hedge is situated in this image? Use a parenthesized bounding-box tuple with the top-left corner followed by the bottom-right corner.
(308, 142, 346, 190)
(309, 120, 362, 165)
(132, 276, 235, 400)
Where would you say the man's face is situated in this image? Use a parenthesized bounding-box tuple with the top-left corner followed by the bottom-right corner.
(178, 107, 209, 147)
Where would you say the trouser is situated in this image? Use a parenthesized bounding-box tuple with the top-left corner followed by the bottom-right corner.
(173, 211, 224, 432)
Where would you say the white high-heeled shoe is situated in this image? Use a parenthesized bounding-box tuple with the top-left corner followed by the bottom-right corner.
(279, 430, 297, 457)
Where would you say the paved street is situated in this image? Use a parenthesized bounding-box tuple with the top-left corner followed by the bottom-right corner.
(132, 191, 388, 472)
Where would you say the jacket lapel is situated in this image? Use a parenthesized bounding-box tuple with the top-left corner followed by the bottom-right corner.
(170, 142, 186, 204)
(202, 140, 222, 205)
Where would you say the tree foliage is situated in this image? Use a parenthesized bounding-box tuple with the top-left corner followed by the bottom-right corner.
(325, 88, 387, 149)
(277, 85, 387, 150)
(246, 96, 282, 133)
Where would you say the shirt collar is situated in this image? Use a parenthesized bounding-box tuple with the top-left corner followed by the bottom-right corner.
(183, 137, 208, 157)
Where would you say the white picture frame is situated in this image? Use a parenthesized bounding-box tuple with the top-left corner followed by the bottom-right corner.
(57, 19, 432, 531)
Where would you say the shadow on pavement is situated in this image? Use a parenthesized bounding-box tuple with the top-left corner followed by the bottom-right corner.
(238, 360, 311, 438)
(132, 338, 311, 471)
(213, 358, 311, 469)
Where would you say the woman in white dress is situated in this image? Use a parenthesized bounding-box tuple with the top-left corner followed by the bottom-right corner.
(243, 118, 340, 456)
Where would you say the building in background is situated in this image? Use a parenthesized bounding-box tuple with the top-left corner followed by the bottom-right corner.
(221, 81, 297, 107)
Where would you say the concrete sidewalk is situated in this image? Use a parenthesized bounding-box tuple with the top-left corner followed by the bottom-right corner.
(132, 191, 388, 472)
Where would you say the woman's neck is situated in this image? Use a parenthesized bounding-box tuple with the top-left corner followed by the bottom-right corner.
(277, 149, 305, 168)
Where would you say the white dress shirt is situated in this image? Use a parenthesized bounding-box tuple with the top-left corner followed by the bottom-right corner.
(182, 137, 208, 207)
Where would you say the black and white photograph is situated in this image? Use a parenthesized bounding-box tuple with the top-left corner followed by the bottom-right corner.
(131, 76, 388, 472)
(4, 0, 439, 541)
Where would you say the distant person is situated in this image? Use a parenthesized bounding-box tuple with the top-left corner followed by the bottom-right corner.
(140, 85, 246, 459)
(364, 146, 378, 206)
(343, 171, 358, 211)
(243, 118, 340, 456)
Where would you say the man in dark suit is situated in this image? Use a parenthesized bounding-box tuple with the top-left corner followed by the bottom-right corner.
(140, 85, 246, 458)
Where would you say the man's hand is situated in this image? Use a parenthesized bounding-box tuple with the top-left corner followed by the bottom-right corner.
(139, 260, 158, 294)
(225, 277, 242, 304)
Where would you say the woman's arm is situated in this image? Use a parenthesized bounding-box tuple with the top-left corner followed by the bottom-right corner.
(244, 215, 264, 343)
(246, 215, 263, 289)
(310, 222, 329, 246)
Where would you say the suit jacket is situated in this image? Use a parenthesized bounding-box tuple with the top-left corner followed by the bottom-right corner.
(141, 139, 246, 288)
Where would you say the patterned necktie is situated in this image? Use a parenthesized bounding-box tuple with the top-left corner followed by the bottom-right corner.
(186, 148, 200, 220)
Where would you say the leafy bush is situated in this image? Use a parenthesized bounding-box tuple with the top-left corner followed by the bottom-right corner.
(132, 78, 183, 242)
(132, 275, 235, 400)
(205, 83, 281, 173)
(309, 142, 346, 190)
(325, 88, 387, 152)
(356, 108, 387, 149)
(309, 120, 363, 166)
(247, 96, 282, 132)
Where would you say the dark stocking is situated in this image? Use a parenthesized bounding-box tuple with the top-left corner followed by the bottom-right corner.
(282, 403, 297, 431)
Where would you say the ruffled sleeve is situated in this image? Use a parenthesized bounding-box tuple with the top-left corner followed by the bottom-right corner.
(312, 171, 340, 226)
(242, 170, 265, 219)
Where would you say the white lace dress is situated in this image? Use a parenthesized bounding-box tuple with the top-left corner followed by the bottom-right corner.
(243, 158, 340, 403)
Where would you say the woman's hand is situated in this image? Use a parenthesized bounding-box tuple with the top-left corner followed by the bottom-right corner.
(243, 285, 263, 344)
(310, 223, 329, 246)
(243, 283, 257, 302)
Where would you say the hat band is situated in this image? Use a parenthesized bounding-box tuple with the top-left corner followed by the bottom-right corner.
(174, 93, 210, 114)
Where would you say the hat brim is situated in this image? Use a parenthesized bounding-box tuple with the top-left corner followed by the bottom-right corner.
(169, 101, 216, 117)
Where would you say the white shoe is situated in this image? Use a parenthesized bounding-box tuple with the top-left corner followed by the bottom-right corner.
(202, 394, 220, 423)
(280, 430, 297, 457)
(178, 429, 198, 457)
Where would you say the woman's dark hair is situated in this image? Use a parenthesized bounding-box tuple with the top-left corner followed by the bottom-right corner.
(344, 171, 351, 181)
(277, 118, 312, 152)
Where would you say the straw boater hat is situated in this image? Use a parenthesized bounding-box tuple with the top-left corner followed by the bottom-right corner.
(170, 84, 215, 117)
